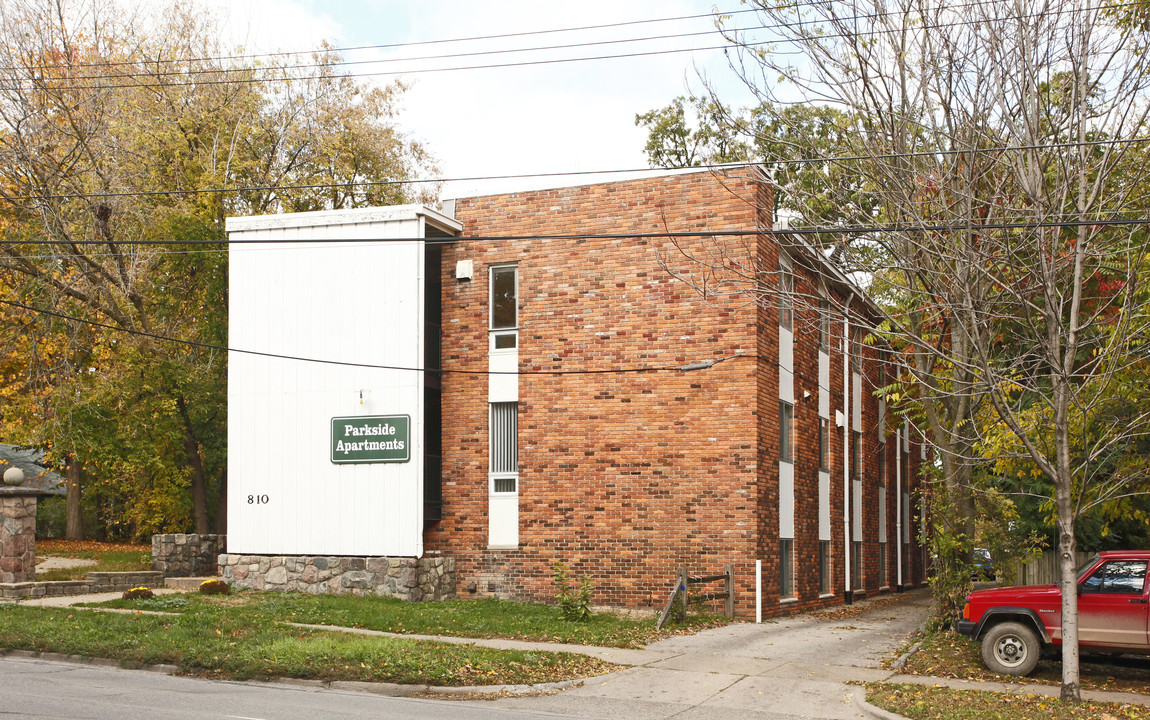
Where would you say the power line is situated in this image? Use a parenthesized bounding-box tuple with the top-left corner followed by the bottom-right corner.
(0, 0, 1130, 91)
(0, 218, 1147, 255)
(4, 134, 1147, 203)
(0, 297, 751, 376)
(0, 8, 761, 74)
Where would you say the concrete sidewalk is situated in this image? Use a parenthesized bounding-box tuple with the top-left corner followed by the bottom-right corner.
(17, 588, 1150, 719)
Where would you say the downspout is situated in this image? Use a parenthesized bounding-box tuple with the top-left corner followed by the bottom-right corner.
(842, 292, 854, 602)
(896, 421, 903, 591)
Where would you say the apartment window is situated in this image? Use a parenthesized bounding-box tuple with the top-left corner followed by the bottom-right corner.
(853, 541, 864, 590)
(879, 450, 887, 487)
(818, 299, 830, 352)
(780, 401, 794, 463)
(819, 540, 831, 594)
(879, 542, 888, 587)
(819, 417, 831, 472)
(780, 538, 795, 599)
(490, 402, 518, 492)
(852, 431, 862, 480)
(779, 259, 793, 331)
(852, 326, 863, 372)
(490, 265, 518, 350)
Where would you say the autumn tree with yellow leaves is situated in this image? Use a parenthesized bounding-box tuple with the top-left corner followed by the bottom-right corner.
(0, 0, 437, 538)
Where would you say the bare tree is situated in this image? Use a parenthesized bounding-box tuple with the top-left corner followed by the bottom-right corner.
(656, 0, 1150, 700)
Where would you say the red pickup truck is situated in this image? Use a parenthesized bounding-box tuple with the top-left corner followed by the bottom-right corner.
(956, 550, 1150, 675)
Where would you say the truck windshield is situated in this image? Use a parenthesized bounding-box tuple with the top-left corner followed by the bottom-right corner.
(1076, 554, 1100, 582)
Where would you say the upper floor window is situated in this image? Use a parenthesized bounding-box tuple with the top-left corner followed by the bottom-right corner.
(852, 326, 863, 373)
(780, 401, 794, 463)
(490, 265, 518, 350)
(779, 258, 793, 332)
(819, 299, 830, 353)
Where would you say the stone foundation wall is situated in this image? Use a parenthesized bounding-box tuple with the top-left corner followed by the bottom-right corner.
(0, 571, 164, 600)
(219, 554, 455, 601)
(152, 534, 226, 577)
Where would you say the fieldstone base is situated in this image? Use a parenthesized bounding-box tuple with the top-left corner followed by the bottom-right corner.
(219, 554, 455, 601)
(0, 571, 164, 600)
(0, 490, 40, 583)
(152, 534, 226, 577)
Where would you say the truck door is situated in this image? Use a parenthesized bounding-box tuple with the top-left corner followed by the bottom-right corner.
(1077, 559, 1149, 649)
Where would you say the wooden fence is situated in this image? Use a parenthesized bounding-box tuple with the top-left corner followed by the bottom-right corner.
(1011, 550, 1093, 586)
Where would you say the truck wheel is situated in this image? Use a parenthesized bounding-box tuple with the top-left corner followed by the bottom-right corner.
(981, 621, 1041, 676)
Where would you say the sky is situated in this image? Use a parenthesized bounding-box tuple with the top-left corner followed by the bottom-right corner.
(200, 1, 761, 200)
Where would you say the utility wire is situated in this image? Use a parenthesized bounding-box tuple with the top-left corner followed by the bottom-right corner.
(0, 218, 1147, 255)
(0, 0, 1131, 91)
(0, 8, 762, 73)
(5, 135, 1148, 204)
(0, 297, 752, 376)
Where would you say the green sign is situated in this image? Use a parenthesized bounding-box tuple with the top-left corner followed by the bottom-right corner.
(331, 415, 410, 464)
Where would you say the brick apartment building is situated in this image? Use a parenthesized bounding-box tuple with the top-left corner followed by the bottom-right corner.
(224, 168, 924, 619)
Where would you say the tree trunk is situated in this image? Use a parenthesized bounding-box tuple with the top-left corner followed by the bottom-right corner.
(176, 396, 209, 534)
(64, 452, 82, 541)
(1058, 510, 1081, 701)
(214, 467, 227, 535)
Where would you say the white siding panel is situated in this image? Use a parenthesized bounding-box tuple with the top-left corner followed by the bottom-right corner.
(818, 471, 831, 541)
(878, 487, 887, 542)
(902, 492, 912, 543)
(853, 479, 863, 542)
(228, 213, 427, 558)
(779, 327, 793, 373)
(489, 350, 519, 402)
(818, 350, 830, 389)
(779, 461, 794, 538)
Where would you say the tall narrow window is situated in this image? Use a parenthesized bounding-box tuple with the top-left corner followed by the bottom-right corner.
(879, 542, 888, 587)
(819, 540, 831, 594)
(779, 259, 793, 331)
(853, 541, 864, 590)
(818, 299, 830, 352)
(819, 417, 830, 472)
(780, 401, 794, 463)
(490, 265, 518, 350)
(490, 402, 518, 492)
(852, 431, 862, 479)
(780, 538, 795, 599)
(852, 326, 863, 372)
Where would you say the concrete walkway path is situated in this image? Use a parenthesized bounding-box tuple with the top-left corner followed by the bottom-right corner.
(17, 588, 1150, 718)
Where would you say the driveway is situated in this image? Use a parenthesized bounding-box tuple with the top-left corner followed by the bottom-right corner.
(494, 589, 932, 720)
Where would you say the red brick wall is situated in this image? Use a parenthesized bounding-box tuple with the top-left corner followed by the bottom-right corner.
(426, 169, 925, 618)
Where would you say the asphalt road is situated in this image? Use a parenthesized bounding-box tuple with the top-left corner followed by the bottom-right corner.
(0, 655, 578, 720)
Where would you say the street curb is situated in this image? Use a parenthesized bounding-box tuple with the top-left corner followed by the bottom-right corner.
(854, 688, 910, 720)
(889, 640, 923, 670)
(0, 647, 585, 697)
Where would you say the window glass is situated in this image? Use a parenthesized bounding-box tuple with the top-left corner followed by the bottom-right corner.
(491, 266, 518, 330)
(819, 299, 830, 352)
(852, 541, 863, 590)
(819, 418, 830, 472)
(852, 327, 863, 372)
(490, 402, 518, 476)
(779, 261, 793, 331)
(852, 431, 862, 479)
(1080, 560, 1148, 594)
(819, 540, 831, 593)
(780, 401, 794, 463)
(780, 538, 794, 598)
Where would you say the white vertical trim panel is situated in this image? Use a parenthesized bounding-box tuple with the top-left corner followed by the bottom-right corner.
(818, 471, 831, 541)
(779, 461, 795, 538)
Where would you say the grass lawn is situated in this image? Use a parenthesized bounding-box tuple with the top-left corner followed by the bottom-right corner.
(34, 539, 152, 581)
(894, 630, 1150, 695)
(868, 684, 1150, 720)
(88, 591, 727, 649)
(0, 603, 614, 686)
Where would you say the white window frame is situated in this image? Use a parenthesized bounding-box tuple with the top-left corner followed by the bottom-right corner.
(779, 255, 794, 332)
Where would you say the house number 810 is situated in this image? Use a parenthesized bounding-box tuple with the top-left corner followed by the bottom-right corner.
(247, 495, 269, 505)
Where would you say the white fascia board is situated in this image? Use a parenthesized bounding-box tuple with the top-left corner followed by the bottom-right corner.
(225, 205, 462, 235)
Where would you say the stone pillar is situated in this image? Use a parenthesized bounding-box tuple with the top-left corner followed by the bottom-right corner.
(0, 487, 45, 583)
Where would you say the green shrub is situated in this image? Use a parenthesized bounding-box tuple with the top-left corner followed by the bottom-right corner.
(553, 561, 594, 622)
